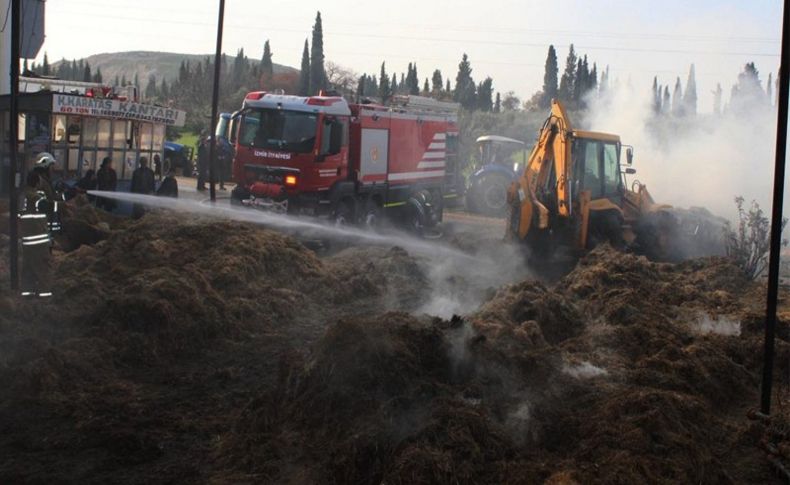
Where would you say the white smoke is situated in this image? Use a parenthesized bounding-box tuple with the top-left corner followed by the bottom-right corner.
(581, 78, 780, 221)
(562, 361, 608, 379)
(691, 313, 741, 337)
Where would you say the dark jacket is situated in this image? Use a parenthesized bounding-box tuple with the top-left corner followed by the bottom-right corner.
(156, 176, 179, 198)
(131, 166, 155, 194)
(96, 167, 117, 191)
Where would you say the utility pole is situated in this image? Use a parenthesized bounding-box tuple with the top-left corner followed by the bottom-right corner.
(760, 0, 790, 415)
(208, 0, 225, 203)
(8, 0, 20, 289)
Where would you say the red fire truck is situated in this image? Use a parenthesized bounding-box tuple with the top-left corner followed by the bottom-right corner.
(229, 92, 461, 233)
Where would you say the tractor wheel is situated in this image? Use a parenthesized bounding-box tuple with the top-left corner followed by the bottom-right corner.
(476, 174, 510, 217)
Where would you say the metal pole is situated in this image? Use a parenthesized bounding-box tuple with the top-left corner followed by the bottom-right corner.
(208, 0, 225, 203)
(761, 0, 790, 415)
(8, 0, 20, 290)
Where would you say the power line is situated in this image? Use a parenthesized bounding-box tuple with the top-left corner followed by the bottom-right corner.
(54, 1, 782, 44)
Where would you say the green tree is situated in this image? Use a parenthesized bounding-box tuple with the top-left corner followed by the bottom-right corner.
(309, 11, 326, 94)
(93, 67, 103, 84)
(494, 92, 501, 113)
(454, 53, 476, 110)
(541, 45, 558, 109)
(653, 76, 661, 115)
(767, 72, 774, 105)
(261, 40, 274, 81)
(379, 62, 392, 103)
(662, 86, 670, 114)
(431, 69, 443, 93)
(160, 78, 169, 99)
(671, 76, 683, 116)
(408, 62, 420, 95)
(683, 64, 697, 116)
(145, 74, 157, 99)
(477, 77, 493, 112)
(42, 53, 50, 76)
(558, 44, 576, 104)
(422, 77, 429, 94)
(298, 39, 310, 96)
(83, 63, 92, 82)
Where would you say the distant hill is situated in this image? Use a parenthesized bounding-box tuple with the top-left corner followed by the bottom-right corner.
(51, 50, 297, 85)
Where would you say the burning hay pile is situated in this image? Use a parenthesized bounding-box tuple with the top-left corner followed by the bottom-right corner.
(219, 246, 784, 484)
(0, 212, 785, 483)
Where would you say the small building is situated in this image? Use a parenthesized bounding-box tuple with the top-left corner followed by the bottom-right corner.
(0, 77, 186, 195)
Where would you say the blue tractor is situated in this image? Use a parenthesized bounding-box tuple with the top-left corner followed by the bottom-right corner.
(163, 141, 195, 177)
(465, 135, 527, 217)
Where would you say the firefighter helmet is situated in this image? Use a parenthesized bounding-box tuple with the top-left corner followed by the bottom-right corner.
(34, 152, 56, 168)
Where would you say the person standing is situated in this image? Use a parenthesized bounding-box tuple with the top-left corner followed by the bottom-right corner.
(96, 157, 118, 211)
(19, 172, 53, 298)
(32, 152, 63, 234)
(130, 156, 155, 219)
(196, 131, 209, 191)
(156, 168, 179, 198)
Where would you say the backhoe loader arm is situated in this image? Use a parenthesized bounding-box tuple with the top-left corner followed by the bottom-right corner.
(508, 100, 574, 240)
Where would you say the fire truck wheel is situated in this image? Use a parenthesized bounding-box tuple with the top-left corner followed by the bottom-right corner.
(406, 204, 425, 236)
(333, 201, 355, 226)
(362, 200, 382, 229)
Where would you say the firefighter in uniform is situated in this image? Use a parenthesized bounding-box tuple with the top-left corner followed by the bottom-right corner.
(19, 171, 53, 298)
(32, 152, 63, 234)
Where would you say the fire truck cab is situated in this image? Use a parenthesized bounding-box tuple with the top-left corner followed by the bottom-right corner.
(230, 92, 459, 233)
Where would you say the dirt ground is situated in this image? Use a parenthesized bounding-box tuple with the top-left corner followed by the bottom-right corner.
(2, 202, 790, 484)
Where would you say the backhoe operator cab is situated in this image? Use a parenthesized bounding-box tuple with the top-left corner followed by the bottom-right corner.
(466, 135, 527, 217)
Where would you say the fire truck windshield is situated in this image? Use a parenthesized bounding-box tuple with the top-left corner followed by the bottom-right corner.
(240, 109, 318, 153)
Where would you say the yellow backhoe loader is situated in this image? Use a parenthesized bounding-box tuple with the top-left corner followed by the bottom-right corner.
(506, 100, 725, 263)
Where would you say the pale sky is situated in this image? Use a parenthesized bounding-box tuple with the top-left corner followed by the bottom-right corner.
(33, 0, 784, 111)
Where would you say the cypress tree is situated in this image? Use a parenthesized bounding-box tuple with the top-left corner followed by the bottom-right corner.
(767, 73, 774, 105)
(121, 74, 127, 86)
(133, 72, 140, 88)
(379, 62, 392, 103)
(558, 44, 576, 104)
(309, 11, 326, 94)
(71, 60, 78, 80)
(454, 53, 476, 110)
(713, 83, 723, 115)
(422, 77, 429, 94)
(541, 45, 559, 109)
(445, 79, 451, 93)
(653, 76, 661, 114)
(411, 63, 420, 94)
(683, 64, 697, 116)
(42, 53, 50, 76)
(431, 69, 443, 93)
(494, 92, 501, 113)
(94, 67, 103, 84)
(573, 57, 586, 105)
(391, 75, 398, 97)
(83, 63, 92, 82)
(662, 86, 670, 114)
(298, 39, 310, 96)
(357, 74, 366, 98)
(261, 40, 274, 80)
(23, 58, 29, 73)
(671, 76, 683, 116)
(477, 77, 493, 112)
(160, 78, 169, 99)
(145, 74, 157, 99)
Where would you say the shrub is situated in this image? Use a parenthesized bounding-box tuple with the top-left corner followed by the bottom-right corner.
(724, 196, 787, 279)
